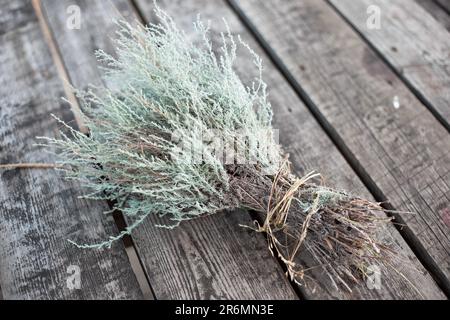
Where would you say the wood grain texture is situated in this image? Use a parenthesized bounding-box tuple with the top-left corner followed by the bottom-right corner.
(436, 0, 450, 13)
(134, 0, 445, 299)
(329, 0, 450, 130)
(415, 0, 450, 31)
(234, 0, 450, 293)
(0, 0, 143, 299)
(40, 0, 297, 300)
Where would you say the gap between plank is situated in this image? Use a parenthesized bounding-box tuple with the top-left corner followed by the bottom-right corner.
(129, 0, 305, 299)
(31, 0, 155, 300)
(325, 0, 450, 134)
(111, 207, 156, 300)
(433, 0, 450, 15)
(226, 0, 450, 298)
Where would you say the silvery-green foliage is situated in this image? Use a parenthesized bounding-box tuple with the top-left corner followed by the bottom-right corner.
(41, 7, 280, 248)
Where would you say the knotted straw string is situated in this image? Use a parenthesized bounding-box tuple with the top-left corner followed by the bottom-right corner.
(251, 159, 322, 282)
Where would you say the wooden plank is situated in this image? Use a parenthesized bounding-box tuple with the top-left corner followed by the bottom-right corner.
(41, 0, 446, 298)
(436, 0, 450, 13)
(39, 0, 298, 300)
(0, 0, 143, 299)
(133, 0, 444, 299)
(232, 0, 450, 295)
(329, 0, 450, 131)
(415, 0, 450, 31)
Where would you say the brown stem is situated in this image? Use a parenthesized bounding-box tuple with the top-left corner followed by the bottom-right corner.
(0, 163, 62, 169)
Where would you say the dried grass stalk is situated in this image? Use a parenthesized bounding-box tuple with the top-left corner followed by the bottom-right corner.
(230, 160, 395, 291)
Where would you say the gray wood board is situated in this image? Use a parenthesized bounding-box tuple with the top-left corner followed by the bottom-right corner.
(233, 0, 450, 293)
(329, 0, 450, 130)
(133, 0, 445, 299)
(415, 0, 450, 31)
(39, 0, 298, 300)
(0, 0, 143, 299)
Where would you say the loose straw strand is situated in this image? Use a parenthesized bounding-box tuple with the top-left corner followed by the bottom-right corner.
(257, 162, 322, 282)
(0, 163, 62, 169)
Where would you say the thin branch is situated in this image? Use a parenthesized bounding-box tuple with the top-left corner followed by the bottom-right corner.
(0, 163, 62, 170)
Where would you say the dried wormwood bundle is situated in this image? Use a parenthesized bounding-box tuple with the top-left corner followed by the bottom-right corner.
(41, 7, 396, 291)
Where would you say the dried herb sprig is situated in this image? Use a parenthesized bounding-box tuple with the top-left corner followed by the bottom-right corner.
(41, 7, 396, 291)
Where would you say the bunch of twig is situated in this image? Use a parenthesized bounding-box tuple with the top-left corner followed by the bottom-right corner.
(26, 6, 397, 291)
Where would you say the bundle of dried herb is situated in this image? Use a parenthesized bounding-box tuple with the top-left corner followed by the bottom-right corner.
(41, 7, 395, 291)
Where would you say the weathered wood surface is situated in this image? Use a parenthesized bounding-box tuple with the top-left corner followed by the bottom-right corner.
(40, 0, 298, 300)
(329, 0, 450, 130)
(119, 0, 442, 299)
(436, 0, 450, 13)
(415, 0, 450, 31)
(3, 0, 448, 300)
(0, 0, 143, 299)
(233, 0, 450, 294)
